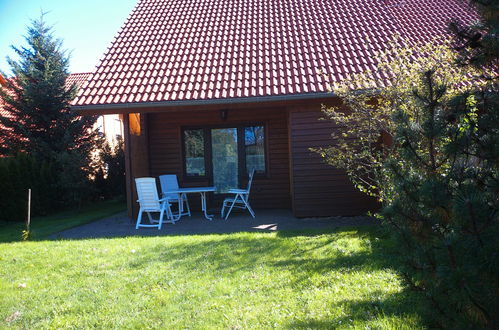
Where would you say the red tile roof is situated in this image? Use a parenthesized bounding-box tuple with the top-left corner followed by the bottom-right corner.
(1, 72, 91, 123)
(73, 0, 478, 108)
(0, 99, 7, 120)
(0, 75, 13, 120)
(66, 72, 93, 90)
(1, 72, 93, 151)
(1, 73, 91, 117)
(0, 76, 15, 150)
(0, 72, 106, 153)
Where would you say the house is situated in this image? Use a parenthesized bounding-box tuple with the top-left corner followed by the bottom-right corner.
(72, 0, 477, 218)
(0, 73, 15, 152)
(0, 72, 123, 151)
(0, 74, 7, 116)
(66, 73, 124, 146)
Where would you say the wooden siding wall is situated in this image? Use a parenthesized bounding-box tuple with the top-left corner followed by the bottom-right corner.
(147, 107, 291, 209)
(289, 106, 378, 217)
(125, 113, 151, 218)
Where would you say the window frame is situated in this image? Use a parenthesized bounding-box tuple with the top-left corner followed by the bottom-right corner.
(181, 123, 268, 183)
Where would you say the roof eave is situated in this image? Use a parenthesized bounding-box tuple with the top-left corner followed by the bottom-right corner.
(72, 92, 337, 114)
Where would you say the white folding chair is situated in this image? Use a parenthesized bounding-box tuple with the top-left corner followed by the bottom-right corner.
(135, 177, 175, 230)
(221, 169, 256, 220)
(159, 174, 191, 220)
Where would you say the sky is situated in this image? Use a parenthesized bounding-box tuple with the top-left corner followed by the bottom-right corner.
(0, 0, 138, 76)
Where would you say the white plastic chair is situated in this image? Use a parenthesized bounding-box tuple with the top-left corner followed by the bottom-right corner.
(135, 177, 175, 230)
(221, 169, 256, 220)
(159, 174, 191, 220)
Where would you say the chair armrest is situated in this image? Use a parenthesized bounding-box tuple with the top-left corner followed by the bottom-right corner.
(137, 198, 170, 203)
(228, 189, 247, 194)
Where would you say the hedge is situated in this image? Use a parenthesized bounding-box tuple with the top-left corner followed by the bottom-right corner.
(0, 154, 58, 222)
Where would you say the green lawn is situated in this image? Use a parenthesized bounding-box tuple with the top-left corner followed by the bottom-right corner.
(0, 227, 427, 329)
(0, 199, 126, 243)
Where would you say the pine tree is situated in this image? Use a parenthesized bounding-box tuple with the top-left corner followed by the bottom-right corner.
(383, 70, 498, 328)
(318, 1, 498, 327)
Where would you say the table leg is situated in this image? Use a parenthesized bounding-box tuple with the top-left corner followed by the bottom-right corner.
(200, 192, 214, 221)
(179, 193, 185, 214)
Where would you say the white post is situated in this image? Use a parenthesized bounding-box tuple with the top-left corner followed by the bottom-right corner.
(27, 189, 31, 230)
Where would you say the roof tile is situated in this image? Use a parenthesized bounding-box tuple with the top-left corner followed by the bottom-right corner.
(74, 0, 478, 107)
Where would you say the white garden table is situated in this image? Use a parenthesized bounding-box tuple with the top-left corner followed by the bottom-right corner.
(164, 186, 216, 220)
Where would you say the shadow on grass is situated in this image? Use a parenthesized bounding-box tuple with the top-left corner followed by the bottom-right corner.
(1, 220, 426, 326)
(124, 226, 427, 326)
(285, 292, 422, 329)
(126, 227, 386, 273)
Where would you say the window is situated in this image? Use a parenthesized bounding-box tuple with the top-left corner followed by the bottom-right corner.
(245, 126, 265, 174)
(184, 129, 205, 176)
(182, 124, 267, 186)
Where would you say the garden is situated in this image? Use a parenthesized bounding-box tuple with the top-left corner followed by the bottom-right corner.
(0, 1, 497, 329)
(1, 227, 427, 329)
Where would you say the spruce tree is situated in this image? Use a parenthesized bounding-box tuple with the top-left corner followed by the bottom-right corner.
(0, 16, 99, 159)
(0, 16, 102, 207)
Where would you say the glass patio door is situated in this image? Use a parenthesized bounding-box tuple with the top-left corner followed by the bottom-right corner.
(211, 128, 238, 193)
